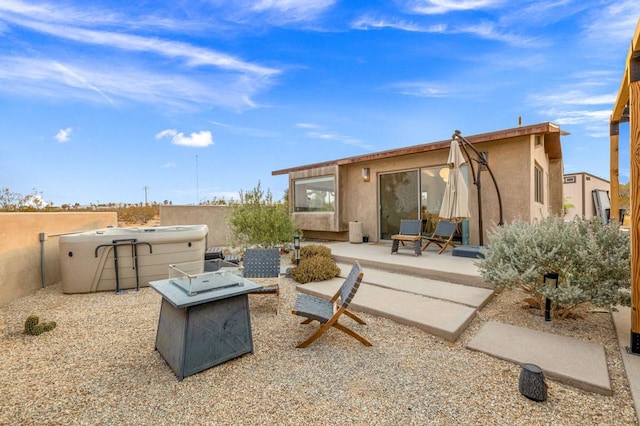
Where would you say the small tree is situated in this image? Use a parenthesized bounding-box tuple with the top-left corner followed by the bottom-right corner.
(228, 181, 301, 249)
(477, 216, 630, 319)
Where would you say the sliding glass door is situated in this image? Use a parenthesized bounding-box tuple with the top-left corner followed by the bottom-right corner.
(379, 170, 419, 240)
(379, 165, 467, 241)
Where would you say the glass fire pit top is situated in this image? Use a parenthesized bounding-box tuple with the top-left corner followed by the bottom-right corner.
(168, 259, 244, 296)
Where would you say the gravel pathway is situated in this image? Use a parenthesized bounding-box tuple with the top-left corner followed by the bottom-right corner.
(0, 269, 636, 425)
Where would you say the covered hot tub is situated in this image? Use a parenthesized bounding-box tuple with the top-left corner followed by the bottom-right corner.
(59, 225, 208, 294)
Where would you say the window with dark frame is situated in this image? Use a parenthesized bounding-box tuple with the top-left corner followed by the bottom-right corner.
(534, 164, 544, 204)
(293, 176, 336, 212)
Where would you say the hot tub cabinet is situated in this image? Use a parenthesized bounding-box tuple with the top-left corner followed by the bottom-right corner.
(59, 225, 208, 294)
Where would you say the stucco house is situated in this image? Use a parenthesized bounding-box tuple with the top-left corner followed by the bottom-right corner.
(272, 122, 565, 246)
(562, 172, 611, 222)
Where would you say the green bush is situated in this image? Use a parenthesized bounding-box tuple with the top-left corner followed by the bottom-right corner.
(24, 315, 57, 336)
(290, 255, 340, 284)
(477, 217, 630, 318)
(228, 181, 301, 250)
(291, 244, 333, 263)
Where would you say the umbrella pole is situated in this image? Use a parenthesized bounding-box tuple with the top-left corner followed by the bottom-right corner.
(454, 130, 504, 246)
(475, 164, 484, 247)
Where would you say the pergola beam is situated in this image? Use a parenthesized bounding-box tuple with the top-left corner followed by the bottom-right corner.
(611, 17, 640, 354)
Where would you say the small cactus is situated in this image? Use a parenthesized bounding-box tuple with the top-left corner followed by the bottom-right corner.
(23, 315, 57, 336)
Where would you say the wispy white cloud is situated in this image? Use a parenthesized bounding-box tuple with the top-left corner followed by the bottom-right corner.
(351, 16, 447, 33)
(55, 127, 72, 143)
(295, 122, 320, 129)
(0, 0, 217, 34)
(530, 90, 616, 106)
(583, 0, 640, 44)
(391, 81, 450, 98)
(163, 162, 177, 168)
(297, 123, 371, 149)
(551, 110, 611, 125)
(531, 86, 615, 135)
(406, 0, 504, 15)
(455, 21, 541, 46)
(0, 0, 280, 110)
(156, 129, 214, 148)
(208, 120, 281, 138)
(0, 56, 265, 110)
(1, 14, 278, 77)
(352, 14, 539, 47)
(223, 0, 335, 25)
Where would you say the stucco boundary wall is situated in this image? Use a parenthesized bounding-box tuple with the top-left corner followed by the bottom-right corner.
(0, 212, 117, 308)
(159, 205, 231, 247)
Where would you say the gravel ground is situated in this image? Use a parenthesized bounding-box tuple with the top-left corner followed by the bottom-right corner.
(0, 262, 637, 425)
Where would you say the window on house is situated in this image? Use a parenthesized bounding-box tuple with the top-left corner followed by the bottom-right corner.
(534, 164, 544, 204)
(534, 135, 543, 146)
(564, 176, 576, 184)
(293, 176, 335, 212)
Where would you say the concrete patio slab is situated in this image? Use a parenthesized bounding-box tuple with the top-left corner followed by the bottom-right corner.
(336, 262, 494, 309)
(328, 241, 484, 287)
(466, 321, 611, 395)
(297, 279, 477, 342)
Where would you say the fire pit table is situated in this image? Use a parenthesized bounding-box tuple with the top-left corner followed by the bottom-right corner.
(149, 260, 259, 381)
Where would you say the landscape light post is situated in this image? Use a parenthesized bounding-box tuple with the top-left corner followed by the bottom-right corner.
(293, 235, 300, 266)
(543, 273, 559, 322)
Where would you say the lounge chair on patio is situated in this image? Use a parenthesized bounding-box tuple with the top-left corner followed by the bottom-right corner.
(422, 219, 457, 254)
(291, 262, 372, 348)
(390, 219, 422, 256)
(243, 248, 281, 314)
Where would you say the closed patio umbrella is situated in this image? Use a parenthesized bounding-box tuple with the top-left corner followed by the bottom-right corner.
(439, 138, 471, 221)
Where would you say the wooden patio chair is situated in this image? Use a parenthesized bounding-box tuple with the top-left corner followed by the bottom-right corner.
(422, 220, 458, 254)
(390, 219, 422, 256)
(243, 248, 281, 314)
(291, 262, 372, 348)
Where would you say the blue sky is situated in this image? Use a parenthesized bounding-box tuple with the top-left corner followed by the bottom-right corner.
(1, 1, 638, 206)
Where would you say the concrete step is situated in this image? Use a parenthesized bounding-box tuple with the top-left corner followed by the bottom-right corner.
(297, 277, 478, 342)
(336, 263, 494, 310)
(466, 321, 611, 395)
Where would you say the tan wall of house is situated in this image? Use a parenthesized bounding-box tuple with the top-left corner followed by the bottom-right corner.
(159, 205, 230, 247)
(357, 148, 451, 242)
(548, 159, 564, 216)
(563, 173, 610, 219)
(0, 212, 117, 307)
(340, 136, 538, 245)
(531, 136, 551, 221)
(286, 132, 563, 246)
(471, 137, 533, 243)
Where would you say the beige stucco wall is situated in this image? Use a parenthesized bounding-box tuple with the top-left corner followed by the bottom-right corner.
(563, 173, 610, 219)
(0, 212, 117, 307)
(288, 133, 562, 246)
(159, 205, 231, 247)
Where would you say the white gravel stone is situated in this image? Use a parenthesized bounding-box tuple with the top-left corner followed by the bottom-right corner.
(0, 268, 636, 425)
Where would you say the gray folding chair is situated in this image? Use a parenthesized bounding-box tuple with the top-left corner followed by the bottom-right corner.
(243, 248, 281, 314)
(390, 219, 422, 256)
(291, 262, 371, 348)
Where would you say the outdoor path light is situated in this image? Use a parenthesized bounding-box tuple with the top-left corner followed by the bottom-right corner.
(544, 273, 559, 321)
(294, 235, 300, 266)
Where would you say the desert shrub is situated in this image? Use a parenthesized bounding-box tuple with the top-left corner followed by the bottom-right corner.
(117, 205, 159, 224)
(24, 315, 57, 336)
(477, 216, 630, 319)
(228, 181, 301, 250)
(290, 255, 340, 284)
(291, 244, 333, 263)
